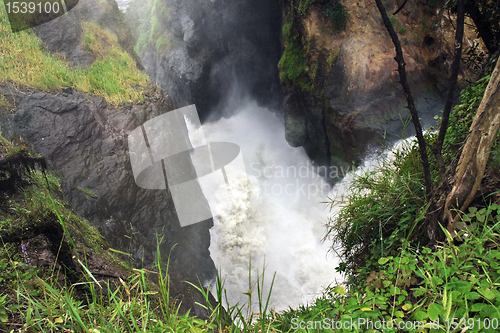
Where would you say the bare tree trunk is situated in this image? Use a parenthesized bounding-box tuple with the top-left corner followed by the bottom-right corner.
(444, 57, 500, 235)
(374, 0, 432, 199)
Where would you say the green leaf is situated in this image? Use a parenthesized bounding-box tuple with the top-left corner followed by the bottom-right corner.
(428, 303, 444, 321)
(414, 287, 427, 297)
(471, 303, 484, 312)
(0, 310, 7, 323)
(378, 257, 390, 265)
(480, 304, 497, 317)
(432, 276, 444, 286)
(401, 303, 411, 311)
(480, 288, 496, 301)
(468, 292, 481, 300)
(412, 310, 427, 321)
(333, 286, 346, 295)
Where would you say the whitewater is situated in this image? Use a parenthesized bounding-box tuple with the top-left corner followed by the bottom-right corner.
(190, 101, 343, 312)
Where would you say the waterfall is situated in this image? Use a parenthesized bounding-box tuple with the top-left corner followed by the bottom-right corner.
(196, 102, 416, 312)
(199, 101, 342, 312)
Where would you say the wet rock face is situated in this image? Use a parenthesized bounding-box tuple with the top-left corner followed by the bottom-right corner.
(281, 0, 480, 167)
(130, 0, 283, 120)
(0, 85, 215, 288)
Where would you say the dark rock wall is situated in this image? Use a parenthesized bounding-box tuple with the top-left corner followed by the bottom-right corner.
(127, 0, 283, 121)
(0, 85, 215, 285)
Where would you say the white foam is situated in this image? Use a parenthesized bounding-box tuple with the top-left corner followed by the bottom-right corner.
(201, 102, 341, 312)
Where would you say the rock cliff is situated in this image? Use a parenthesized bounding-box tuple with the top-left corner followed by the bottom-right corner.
(280, 0, 481, 167)
(0, 0, 215, 315)
(127, 0, 481, 169)
(126, 0, 283, 120)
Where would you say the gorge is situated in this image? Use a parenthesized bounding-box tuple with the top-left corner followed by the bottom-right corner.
(0, 0, 480, 316)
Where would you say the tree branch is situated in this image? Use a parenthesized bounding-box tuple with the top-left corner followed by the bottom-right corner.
(393, 0, 409, 15)
(374, 0, 433, 199)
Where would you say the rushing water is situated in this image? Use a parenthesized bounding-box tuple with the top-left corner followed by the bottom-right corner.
(190, 101, 342, 312)
(118, 0, 418, 313)
(193, 102, 417, 312)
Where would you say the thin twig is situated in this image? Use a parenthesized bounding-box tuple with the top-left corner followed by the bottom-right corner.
(393, 0, 409, 15)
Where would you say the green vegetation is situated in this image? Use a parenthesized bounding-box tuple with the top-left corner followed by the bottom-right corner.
(390, 15, 407, 35)
(1, 0, 499, 329)
(297, 0, 348, 32)
(0, 2, 150, 106)
(272, 216, 500, 332)
(127, 0, 176, 56)
(1, 42, 498, 333)
(0, 93, 9, 108)
(442, 75, 492, 161)
(77, 186, 97, 197)
(327, 70, 494, 279)
(326, 141, 427, 281)
(278, 22, 311, 92)
(0, 134, 215, 331)
(321, 0, 348, 32)
(303, 69, 500, 331)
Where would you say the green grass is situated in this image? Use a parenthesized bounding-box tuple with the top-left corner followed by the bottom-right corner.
(0, 135, 213, 332)
(0, 2, 150, 106)
(325, 139, 428, 284)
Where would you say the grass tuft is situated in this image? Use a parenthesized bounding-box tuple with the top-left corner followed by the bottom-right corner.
(0, 2, 150, 106)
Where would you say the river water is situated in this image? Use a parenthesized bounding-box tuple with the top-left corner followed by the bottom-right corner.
(197, 101, 415, 312)
(197, 101, 342, 312)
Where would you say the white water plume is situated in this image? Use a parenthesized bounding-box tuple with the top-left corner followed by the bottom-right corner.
(194, 99, 422, 315)
(198, 101, 342, 312)
(193, 100, 418, 313)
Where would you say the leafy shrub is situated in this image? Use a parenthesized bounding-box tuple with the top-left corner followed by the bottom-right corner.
(275, 205, 500, 332)
(443, 75, 491, 155)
